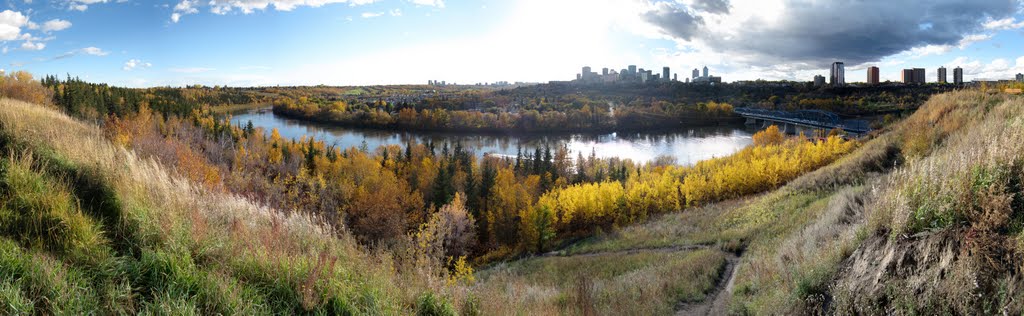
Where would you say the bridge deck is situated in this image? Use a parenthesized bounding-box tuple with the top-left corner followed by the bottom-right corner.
(734, 107, 871, 134)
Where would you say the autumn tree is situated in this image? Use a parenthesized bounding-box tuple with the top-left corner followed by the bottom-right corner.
(414, 193, 477, 259)
(752, 125, 785, 146)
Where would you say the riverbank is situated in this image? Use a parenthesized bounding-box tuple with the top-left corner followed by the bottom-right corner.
(209, 102, 271, 114)
(271, 105, 744, 136)
(230, 108, 754, 165)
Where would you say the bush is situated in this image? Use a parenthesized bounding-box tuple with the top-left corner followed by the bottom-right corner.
(0, 71, 52, 106)
(416, 292, 456, 316)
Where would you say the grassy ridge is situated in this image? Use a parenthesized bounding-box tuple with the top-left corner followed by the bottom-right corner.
(0, 98, 451, 314)
(835, 91, 1024, 313)
(473, 249, 727, 315)
(482, 91, 912, 314)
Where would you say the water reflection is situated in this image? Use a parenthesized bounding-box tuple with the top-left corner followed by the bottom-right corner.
(230, 108, 753, 165)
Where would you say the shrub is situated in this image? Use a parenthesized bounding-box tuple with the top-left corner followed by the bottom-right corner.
(0, 71, 52, 106)
(416, 292, 456, 316)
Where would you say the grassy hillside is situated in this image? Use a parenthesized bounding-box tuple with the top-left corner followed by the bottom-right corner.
(468, 90, 1024, 314)
(0, 98, 454, 314)
(3, 80, 1020, 314)
(832, 91, 1024, 314)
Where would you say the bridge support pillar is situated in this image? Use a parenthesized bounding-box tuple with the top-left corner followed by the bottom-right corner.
(745, 118, 758, 125)
(784, 123, 796, 135)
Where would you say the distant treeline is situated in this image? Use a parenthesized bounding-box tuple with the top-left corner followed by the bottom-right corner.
(522, 81, 964, 115)
(265, 81, 960, 134)
(38, 75, 267, 120)
(271, 94, 740, 134)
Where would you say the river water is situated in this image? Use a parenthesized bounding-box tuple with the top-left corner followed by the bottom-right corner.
(229, 108, 754, 165)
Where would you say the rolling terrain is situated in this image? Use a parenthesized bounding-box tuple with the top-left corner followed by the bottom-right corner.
(467, 90, 1024, 314)
(0, 86, 1021, 314)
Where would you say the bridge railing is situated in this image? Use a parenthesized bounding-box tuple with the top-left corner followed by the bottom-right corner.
(734, 107, 871, 133)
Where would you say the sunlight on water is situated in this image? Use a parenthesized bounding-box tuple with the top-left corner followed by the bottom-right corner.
(231, 109, 753, 165)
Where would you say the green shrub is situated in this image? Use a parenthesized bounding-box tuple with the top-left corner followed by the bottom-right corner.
(416, 292, 456, 316)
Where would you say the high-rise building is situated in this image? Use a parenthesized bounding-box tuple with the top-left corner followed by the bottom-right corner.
(938, 67, 947, 84)
(602, 68, 609, 76)
(902, 68, 926, 84)
(913, 68, 925, 84)
(830, 62, 845, 86)
(954, 67, 964, 84)
(673, 74, 678, 82)
(1017, 73, 1023, 82)
(692, 68, 700, 79)
(867, 66, 879, 85)
(663, 67, 670, 82)
(702, 66, 709, 78)
(581, 66, 592, 81)
(901, 69, 914, 84)
(628, 65, 637, 76)
(813, 75, 826, 87)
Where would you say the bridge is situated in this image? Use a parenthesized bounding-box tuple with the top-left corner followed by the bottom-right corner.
(733, 107, 871, 137)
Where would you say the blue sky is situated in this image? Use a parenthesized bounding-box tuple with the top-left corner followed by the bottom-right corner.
(2, 0, 1024, 87)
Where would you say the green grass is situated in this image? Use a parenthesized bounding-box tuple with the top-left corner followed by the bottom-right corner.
(210, 102, 270, 114)
(343, 88, 367, 96)
(0, 97, 453, 314)
(472, 249, 727, 315)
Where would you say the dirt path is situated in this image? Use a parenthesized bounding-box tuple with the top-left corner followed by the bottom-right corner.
(540, 243, 742, 315)
(542, 244, 712, 258)
(676, 253, 740, 316)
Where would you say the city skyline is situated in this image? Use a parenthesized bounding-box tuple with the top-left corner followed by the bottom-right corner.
(0, 0, 1023, 87)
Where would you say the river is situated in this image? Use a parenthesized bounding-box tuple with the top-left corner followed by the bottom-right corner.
(229, 108, 754, 165)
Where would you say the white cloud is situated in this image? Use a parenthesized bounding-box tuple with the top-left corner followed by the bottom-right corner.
(80, 46, 109, 56)
(958, 34, 993, 48)
(20, 41, 44, 50)
(171, 0, 199, 22)
(169, 67, 215, 73)
(983, 17, 1024, 30)
(389, 9, 402, 16)
(41, 19, 72, 32)
(123, 59, 152, 71)
(172, 0, 381, 22)
(407, 0, 444, 8)
(0, 10, 29, 41)
(67, 0, 110, 11)
(361, 12, 382, 18)
(944, 56, 1024, 81)
(628, 0, 1019, 82)
(899, 33, 993, 59)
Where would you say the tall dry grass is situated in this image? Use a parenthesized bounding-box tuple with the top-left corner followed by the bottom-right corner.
(0, 71, 52, 106)
(0, 97, 455, 313)
(471, 249, 727, 315)
(869, 92, 1024, 236)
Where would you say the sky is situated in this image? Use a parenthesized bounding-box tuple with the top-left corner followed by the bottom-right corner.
(1, 0, 1024, 87)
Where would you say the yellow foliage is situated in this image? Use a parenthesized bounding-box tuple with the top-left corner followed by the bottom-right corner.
(679, 136, 857, 206)
(752, 125, 785, 146)
(532, 135, 855, 243)
(446, 256, 475, 287)
(330, 101, 348, 113)
(536, 181, 625, 232)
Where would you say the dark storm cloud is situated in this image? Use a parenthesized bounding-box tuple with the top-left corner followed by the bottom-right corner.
(692, 0, 729, 14)
(646, 0, 1021, 66)
(642, 2, 704, 40)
